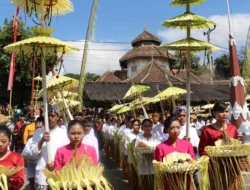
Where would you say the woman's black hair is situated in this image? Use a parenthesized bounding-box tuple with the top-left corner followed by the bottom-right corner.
(111, 117, 116, 123)
(36, 117, 44, 125)
(141, 119, 153, 129)
(131, 119, 141, 126)
(67, 120, 84, 133)
(212, 101, 228, 113)
(164, 117, 180, 131)
(0, 124, 12, 140)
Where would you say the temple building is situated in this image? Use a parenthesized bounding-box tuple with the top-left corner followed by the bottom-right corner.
(82, 29, 235, 107)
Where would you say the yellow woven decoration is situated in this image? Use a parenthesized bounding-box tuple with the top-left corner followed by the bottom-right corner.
(4, 27, 79, 55)
(205, 139, 250, 190)
(0, 165, 24, 190)
(153, 153, 209, 190)
(11, 0, 74, 16)
(43, 155, 112, 190)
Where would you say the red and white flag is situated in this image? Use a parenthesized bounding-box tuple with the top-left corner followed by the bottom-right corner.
(7, 7, 19, 90)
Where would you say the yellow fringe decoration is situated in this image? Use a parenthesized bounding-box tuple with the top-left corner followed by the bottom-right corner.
(43, 155, 113, 190)
(153, 153, 209, 190)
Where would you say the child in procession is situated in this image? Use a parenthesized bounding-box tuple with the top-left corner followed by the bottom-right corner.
(0, 125, 24, 189)
(54, 119, 98, 170)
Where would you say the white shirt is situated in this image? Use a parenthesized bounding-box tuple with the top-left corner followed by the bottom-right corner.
(117, 124, 126, 136)
(108, 125, 118, 140)
(31, 127, 69, 185)
(102, 123, 110, 133)
(22, 137, 39, 179)
(239, 120, 250, 144)
(179, 123, 200, 149)
(152, 122, 164, 142)
(125, 132, 142, 164)
(82, 133, 99, 161)
(134, 133, 160, 175)
(122, 128, 132, 155)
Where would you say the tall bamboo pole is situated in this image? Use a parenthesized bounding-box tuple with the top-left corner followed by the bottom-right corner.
(39, 0, 52, 162)
(78, 0, 98, 111)
(185, 2, 191, 138)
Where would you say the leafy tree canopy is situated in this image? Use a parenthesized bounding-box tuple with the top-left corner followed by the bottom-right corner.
(64, 72, 100, 82)
(0, 18, 33, 107)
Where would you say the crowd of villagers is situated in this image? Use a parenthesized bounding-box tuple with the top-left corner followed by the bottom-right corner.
(102, 101, 246, 190)
(0, 101, 247, 190)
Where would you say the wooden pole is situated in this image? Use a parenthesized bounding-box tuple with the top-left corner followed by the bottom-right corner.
(186, 2, 191, 138)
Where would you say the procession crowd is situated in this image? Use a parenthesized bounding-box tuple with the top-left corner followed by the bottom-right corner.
(0, 101, 248, 190)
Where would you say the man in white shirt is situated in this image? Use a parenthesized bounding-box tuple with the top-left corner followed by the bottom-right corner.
(176, 109, 200, 189)
(31, 106, 69, 190)
(22, 117, 44, 190)
(151, 113, 164, 142)
(82, 117, 99, 161)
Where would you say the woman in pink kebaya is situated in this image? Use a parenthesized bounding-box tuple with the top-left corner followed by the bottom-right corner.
(54, 119, 98, 170)
(154, 117, 194, 190)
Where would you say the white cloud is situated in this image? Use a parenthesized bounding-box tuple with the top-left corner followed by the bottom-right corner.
(158, 13, 250, 58)
(58, 41, 129, 75)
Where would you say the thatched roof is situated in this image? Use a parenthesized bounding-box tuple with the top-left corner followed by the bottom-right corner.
(132, 29, 162, 47)
(83, 82, 230, 103)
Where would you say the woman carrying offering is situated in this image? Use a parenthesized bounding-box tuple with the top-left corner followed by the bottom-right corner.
(126, 119, 142, 190)
(54, 119, 98, 170)
(199, 101, 239, 190)
(154, 117, 195, 190)
(0, 125, 24, 190)
(134, 119, 160, 190)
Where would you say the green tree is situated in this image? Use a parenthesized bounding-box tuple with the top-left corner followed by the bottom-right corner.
(64, 73, 80, 80)
(172, 52, 205, 76)
(64, 72, 100, 82)
(214, 54, 230, 79)
(0, 18, 33, 106)
(85, 72, 100, 82)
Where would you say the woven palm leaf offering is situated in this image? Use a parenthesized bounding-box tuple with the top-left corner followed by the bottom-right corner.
(205, 137, 250, 190)
(43, 154, 112, 190)
(0, 165, 23, 190)
(0, 115, 10, 124)
(153, 152, 210, 190)
(134, 146, 156, 182)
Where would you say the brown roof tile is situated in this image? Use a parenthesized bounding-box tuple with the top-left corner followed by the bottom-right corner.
(170, 69, 204, 84)
(96, 71, 121, 83)
(119, 44, 176, 68)
(123, 59, 183, 84)
(132, 29, 162, 47)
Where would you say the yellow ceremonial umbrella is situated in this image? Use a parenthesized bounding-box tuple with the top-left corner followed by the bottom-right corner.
(46, 75, 79, 92)
(4, 27, 79, 54)
(11, 0, 74, 16)
(201, 104, 214, 109)
(123, 84, 150, 99)
(117, 106, 131, 114)
(34, 76, 43, 81)
(45, 75, 79, 120)
(153, 86, 187, 100)
(143, 97, 161, 105)
(160, 0, 219, 138)
(4, 0, 77, 162)
(108, 104, 125, 113)
(124, 85, 150, 118)
(52, 98, 80, 111)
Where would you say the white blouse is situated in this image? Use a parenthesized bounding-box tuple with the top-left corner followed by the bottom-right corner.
(134, 134, 161, 175)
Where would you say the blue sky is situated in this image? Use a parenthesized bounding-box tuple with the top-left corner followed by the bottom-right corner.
(1, 0, 250, 74)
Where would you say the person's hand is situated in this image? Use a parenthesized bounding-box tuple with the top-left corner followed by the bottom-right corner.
(183, 136, 191, 142)
(46, 162, 54, 171)
(42, 132, 50, 142)
(138, 142, 148, 147)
